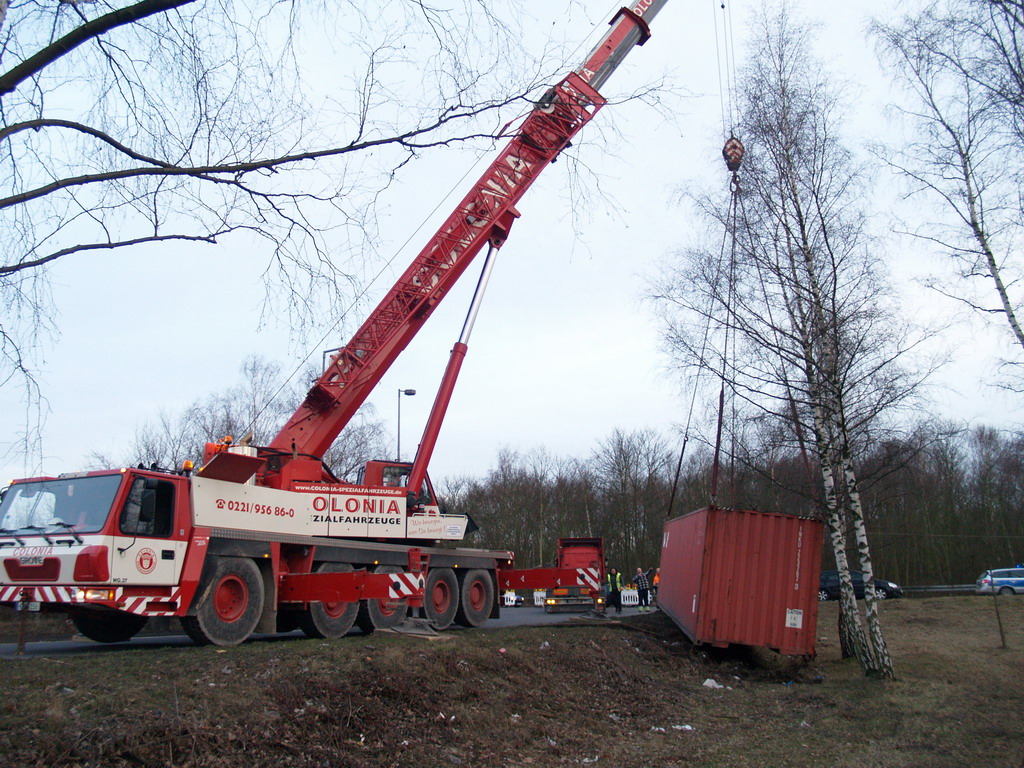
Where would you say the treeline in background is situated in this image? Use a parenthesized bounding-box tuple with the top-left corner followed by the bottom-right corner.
(445, 424, 1024, 587)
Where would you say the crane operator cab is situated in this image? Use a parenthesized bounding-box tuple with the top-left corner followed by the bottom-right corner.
(361, 461, 439, 512)
(359, 461, 478, 536)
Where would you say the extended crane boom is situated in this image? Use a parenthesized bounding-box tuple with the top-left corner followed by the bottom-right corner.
(265, 1, 670, 488)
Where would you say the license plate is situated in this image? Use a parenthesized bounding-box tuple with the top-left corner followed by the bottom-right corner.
(18, 556, 43, 566)
(16, 602, 41, 612)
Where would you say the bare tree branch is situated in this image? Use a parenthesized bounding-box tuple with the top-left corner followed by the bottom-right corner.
(0, 0, 198, 97)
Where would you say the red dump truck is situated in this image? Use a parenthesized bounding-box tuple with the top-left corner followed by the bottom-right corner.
(659, 506, 823, 657)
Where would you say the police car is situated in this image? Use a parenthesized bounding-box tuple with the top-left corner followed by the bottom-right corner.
(976, 568, 1024, 595)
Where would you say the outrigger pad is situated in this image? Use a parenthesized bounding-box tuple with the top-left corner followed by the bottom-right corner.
(378, 618, 449, 639)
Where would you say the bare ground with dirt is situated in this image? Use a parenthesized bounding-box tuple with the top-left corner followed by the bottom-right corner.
(0, 596, 1022, 768)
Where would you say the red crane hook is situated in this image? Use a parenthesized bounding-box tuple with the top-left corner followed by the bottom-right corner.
(722, 135, 744, 173)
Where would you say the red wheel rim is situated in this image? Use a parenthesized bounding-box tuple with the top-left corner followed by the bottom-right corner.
(469, 578, 486, 611)
(431, 580, 452, 613)
(213, 575, 247, 623)
(322, 600, 345, 618)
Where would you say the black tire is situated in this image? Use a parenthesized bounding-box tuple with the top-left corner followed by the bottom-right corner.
(181, 556, 264, 647)
(299, 562, 359, 639)
(71, 610, 148, 643)
(998, 586, 1014, 595)
(356, 565, 407, 633)
(455, 569, 493, 628)
(421, 567, 458, 630)
(818, 589, 830, 602)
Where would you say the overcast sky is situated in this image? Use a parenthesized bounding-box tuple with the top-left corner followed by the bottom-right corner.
(2, 0, 1021, 486)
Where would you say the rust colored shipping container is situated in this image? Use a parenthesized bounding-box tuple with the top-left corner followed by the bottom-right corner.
(659, 507, 823, 657)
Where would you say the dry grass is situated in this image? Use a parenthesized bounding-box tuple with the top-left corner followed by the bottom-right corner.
(0, 596, 1021, 767)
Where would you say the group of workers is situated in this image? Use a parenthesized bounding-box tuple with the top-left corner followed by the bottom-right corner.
(604, 566, 660, 614)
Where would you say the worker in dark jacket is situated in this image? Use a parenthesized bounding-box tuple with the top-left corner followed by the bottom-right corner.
(635, 567, 651, 612)
(606, 568, 623, 614)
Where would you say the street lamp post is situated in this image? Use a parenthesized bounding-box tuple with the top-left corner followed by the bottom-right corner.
(397, 388, 416, 461)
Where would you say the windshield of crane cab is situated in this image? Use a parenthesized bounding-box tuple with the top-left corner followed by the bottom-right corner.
(0, 475, 123, 535)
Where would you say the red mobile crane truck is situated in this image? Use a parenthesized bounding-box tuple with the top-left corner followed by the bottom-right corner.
(0, 0, 671, 647)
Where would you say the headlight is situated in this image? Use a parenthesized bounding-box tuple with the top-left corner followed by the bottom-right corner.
(75, 588, 116, 601)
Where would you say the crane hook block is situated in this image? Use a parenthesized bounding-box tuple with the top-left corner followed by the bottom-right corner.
(722, 136, 744, 173)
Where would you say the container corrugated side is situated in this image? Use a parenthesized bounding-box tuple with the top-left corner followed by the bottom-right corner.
(660, 507, 822, 656)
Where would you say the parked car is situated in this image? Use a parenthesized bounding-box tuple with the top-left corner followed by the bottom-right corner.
(975, 568, 1024, 595)
(819, 570, 903, 601)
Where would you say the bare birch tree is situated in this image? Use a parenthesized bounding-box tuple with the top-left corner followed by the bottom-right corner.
(872, 1, 1024, 387)
(655, 5, 932, 678)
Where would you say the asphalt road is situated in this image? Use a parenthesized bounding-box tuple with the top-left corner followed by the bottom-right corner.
(0, 604, 648, 659)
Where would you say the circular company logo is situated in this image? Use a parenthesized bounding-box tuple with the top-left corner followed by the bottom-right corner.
(136, 548, 157, 575)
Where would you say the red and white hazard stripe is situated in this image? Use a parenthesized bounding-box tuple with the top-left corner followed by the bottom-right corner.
(120, 589, 183, 616)
(389, 573, 424, 599)
(0, 585, 77, 603)
(0, 585, 182, 616)
(575, 567, 600, 592)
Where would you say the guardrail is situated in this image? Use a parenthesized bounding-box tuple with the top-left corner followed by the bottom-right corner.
(902, 585, 975, 596)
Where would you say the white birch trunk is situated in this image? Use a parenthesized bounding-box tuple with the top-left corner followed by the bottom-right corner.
(840, 438, 895, 678)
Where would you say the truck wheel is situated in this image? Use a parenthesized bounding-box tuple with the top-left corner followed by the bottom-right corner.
(455, 569, 493, 628)
(356, 565, 407, 633)
(421, 567, 458, 630)
(71, 610, 148, 643)
(181, 556, 264, 647)
(299, 562, 359, 639)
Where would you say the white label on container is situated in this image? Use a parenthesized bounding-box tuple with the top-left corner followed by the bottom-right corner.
(785, 608, 804, 629)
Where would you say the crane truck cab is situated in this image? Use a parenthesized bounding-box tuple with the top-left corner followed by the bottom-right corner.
(0, 468, 194, 642)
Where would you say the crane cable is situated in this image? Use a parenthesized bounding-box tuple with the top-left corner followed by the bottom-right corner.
(666, 2, 743, 517)
(709, 139, 743, 508)
(712, 0, 740, 137)
(708, 0, 743, 508)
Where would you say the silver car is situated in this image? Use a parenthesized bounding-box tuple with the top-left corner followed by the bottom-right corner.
(976, 568, 1024, 595)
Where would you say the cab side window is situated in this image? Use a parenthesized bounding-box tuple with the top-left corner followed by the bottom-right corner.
(381, 466, 410, 487)
(119, 478, 174, 537)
